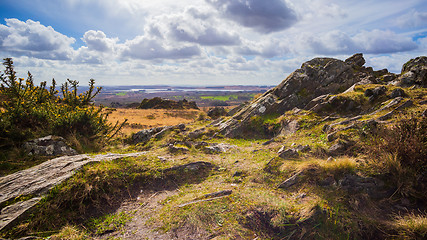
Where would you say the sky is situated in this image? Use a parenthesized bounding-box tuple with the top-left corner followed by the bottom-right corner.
(0, 0, 426, 86)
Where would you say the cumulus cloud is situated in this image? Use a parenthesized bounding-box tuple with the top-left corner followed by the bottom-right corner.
(82, 30, 118, 52)
(73, 47, 104, 64)
(306, 29, 417, 55)
(305, 30, 357, 54)
(146, 9, 241, 46)
(0, 18, 75, 60)
(206, 0, 297, 34)
(121, 36, 201, 60)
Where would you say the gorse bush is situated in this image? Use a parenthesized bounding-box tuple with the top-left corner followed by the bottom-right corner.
(0, 58, 124, 151)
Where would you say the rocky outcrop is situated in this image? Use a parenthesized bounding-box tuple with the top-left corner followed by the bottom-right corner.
(207, 106, 227, 119)
(23, 135, 77, 156)
(216, 54, 376, 138)
(395, 56, 427, 87)
(0, 152, 146, 231)
(138, 97, 198, 109)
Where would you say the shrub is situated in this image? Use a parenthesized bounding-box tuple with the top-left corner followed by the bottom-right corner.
(363, 115, 426, 200)
(0, 58, 124, 151)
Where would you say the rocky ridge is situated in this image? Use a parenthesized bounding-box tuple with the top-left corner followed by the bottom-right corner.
(216, 54, 426, 138)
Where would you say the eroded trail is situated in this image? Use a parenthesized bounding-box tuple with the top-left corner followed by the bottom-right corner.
(95, 190, 178, 240)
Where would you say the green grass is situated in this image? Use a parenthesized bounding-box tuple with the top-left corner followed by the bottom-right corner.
(115, 92, 127, 96)
(200, 95, 238, 101)
(89, 211, 134, 235)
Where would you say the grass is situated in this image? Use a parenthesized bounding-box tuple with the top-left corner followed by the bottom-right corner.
(106, 108, 202, 136)
(200, 95, 238, 101)
(49, 225, 88, 240)
(2, 83, 426, 239)
(1, 152, 213, 239)
(89, 211, 134, 235)
(394, 213, 427, 239)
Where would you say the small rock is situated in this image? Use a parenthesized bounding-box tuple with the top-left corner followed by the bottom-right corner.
(322, 124, 331, 133)
(278, 146, 299, 159)
(203, 143, 235, 154)
(296, 193, 307, 199)
(364, 88, 374, 97)
(132, 126, 165, 144)
(262, 138, 275, 145)
(365, 86, 386, 101)
(23, 135, 77, 156)
(295, 145, 311, 152)
(389, 88, 405, 98)
(188, 128, 206, 139)
(328, 141, 351, 156)
(377, 110, 395, 121)
(372, 86, 387, 96)
(168, 144, 189, 153)
(194, 141, 209, 149)
(278, 171, 303, 189)
(395, 100, 413, 111)
(338, 174, 386, 198)
(382, 74, 397, 82)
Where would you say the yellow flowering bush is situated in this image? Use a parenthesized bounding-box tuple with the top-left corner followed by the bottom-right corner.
(0, 58, 124, 150)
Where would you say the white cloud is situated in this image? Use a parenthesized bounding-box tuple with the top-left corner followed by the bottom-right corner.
(0, 18, 75, 60)
(396, 10, 427, 28)
(82, 30, 118, 52)
(1, 0, 426, 86)
(120, 36, 201, 60)
(304, 29, 418, 55)
(353, 30, 417, 54)
(235, 39, 290, 58)
(147, 10, 241, 46)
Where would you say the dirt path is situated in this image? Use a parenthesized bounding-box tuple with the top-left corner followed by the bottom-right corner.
(95, 190, 177, 240)
(96, 187, 214, 240)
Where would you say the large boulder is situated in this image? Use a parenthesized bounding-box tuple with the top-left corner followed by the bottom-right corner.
(395, 56, 427, 87)
(217, 54, 374, 137)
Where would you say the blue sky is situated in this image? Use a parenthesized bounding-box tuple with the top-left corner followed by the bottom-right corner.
(1, 0, 426, 86)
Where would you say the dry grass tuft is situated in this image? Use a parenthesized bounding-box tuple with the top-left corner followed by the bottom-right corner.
(394, 213, 427, 239)
(49, 225, 88, 240)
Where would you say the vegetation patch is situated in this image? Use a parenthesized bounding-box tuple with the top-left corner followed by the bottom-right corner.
(0, 58, 125, 170)
(2, 154, 213, 239)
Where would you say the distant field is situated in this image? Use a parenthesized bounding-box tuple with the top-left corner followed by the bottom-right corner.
(95, 89, 263, 107)
(200, 95, 238, 101)
(106, 108, 202, 136)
